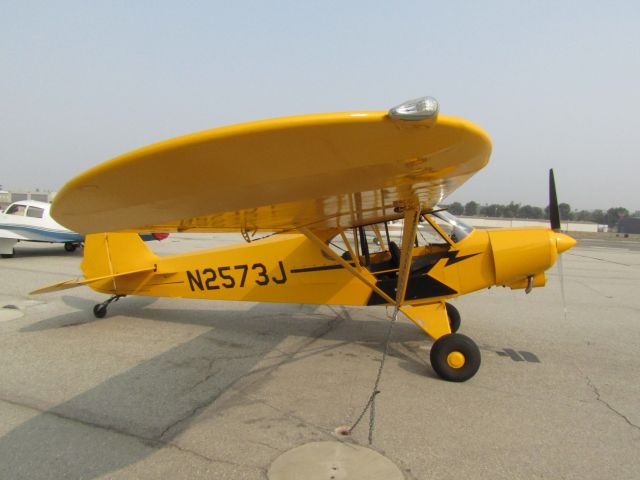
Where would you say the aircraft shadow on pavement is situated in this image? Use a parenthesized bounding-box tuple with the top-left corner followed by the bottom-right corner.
(20, 295, 159, 331)
(2, 301, 430, 479)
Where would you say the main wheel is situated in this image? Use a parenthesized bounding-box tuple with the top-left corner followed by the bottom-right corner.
(93, 304, 107, 318)
(430, 333, 481, 382)
(64, 242, 77, 252)
(445, 303, 461, 333)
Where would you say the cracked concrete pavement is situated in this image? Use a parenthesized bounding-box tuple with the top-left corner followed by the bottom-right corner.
(0, 234, 639, 479)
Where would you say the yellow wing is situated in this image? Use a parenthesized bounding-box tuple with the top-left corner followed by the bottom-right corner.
(51, 109, 491, 234)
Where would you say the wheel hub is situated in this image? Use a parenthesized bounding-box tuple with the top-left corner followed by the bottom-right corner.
(446, 351, 466, 369)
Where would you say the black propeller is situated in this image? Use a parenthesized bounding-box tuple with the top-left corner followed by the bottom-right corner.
(549, 169, 561, 231)
(549, 168, 568, 318)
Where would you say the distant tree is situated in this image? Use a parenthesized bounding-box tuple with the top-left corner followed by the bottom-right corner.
(591, 209, 605, 224)
(559, 203, 572, 220)
(481, 204, 503, 217)
(502, 202, 520, 218)
(574, 210, 593, 222)
(448, 202, 464, 215)
(545, 203, 573, 220)
(530, 206, 544, 219)
(633, 210, 640, 218)
(464, 201, 478, 216)
(604, 207, 629, 227)
(516, 205, 532, 218)
(517, 204, 544, 219)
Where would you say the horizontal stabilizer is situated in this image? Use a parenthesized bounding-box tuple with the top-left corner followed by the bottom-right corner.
(30, 267, 155, 295)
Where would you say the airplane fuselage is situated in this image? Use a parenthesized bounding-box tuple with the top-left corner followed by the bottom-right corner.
(86, 226, 572, 308)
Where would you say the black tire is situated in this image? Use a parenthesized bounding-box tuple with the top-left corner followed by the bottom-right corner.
(93, 304, 107, 319)
(445, 302, 461, 333)
(430, 333, 481, 382)
(64, 242, 77, 252)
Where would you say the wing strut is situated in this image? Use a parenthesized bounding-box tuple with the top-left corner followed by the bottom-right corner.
(298, 227, 395, 305)
(395, 207, 421, 306)
(299, 205, 421, 308)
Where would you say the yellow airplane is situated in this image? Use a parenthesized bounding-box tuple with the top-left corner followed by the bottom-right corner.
(32, 97, 575, 382)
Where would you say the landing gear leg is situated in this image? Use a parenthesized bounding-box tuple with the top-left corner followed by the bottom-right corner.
(445, 302, 461, 333)
(401, 301, 481, 382)
(93, 295, 125, 318)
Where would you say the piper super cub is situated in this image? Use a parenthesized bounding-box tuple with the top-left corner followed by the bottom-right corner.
(33, 97, 576, 382)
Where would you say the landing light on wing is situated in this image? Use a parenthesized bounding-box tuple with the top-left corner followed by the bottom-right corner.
(388, 96, 439, 121)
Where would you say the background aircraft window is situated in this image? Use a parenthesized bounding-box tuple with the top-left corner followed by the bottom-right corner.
(5, 204, 27, 216)
(26, 206, 45, 218)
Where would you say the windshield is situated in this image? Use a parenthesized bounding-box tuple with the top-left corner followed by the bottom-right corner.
(5, 204, 27, 216)
(428, 210, 474, 243)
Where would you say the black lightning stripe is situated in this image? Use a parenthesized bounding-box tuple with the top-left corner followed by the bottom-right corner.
(366, 249, 480, 305)
(444, 251, 480, 266)
(290, 264, 344, 274)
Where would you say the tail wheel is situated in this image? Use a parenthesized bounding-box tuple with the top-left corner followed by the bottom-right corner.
(430, 333, 481, 382)
(64, 242, 77, 252)
(445, 302, 461, 333)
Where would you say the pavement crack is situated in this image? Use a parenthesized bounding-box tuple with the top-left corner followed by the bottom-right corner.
(246, 439, 283, 452)
(230, 386, 337, 438)
(585, 376, 640, 431)
(0, 394, 162, 446)
(0, 396, 266, 472)
(165, 440, 266, 472)
(159, 386, 223, 440)
(155, 310, 349, 443)
(184, 356, 222, 393)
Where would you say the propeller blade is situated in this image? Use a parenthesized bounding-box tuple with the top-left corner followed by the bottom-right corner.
(549, 169, 561, 231)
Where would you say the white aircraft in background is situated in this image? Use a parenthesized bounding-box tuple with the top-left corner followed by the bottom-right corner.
(0, 200, 168, 258)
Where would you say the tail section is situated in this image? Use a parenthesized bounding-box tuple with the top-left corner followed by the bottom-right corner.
(31, 232, 157, 295)
(82, 233, 157, 278)
(80, 233, 158, 294)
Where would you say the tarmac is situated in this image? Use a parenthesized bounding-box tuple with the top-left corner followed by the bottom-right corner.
(0, 234, 638, 479)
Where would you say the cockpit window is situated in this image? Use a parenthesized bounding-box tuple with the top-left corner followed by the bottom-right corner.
(26, 206, 44, 218)
(327, 226, 389, 259)
(415, 219, 449, 245)
(425, 210, 474, 243)
(5, 204, 27, 216)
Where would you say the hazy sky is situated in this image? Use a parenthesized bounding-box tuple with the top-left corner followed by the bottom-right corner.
(2, 1, 639, 211)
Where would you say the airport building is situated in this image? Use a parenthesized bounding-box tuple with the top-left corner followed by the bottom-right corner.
(617, 217, 640, 234)
(459, 216, 607, 233)
(0, 190, 56, 211)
